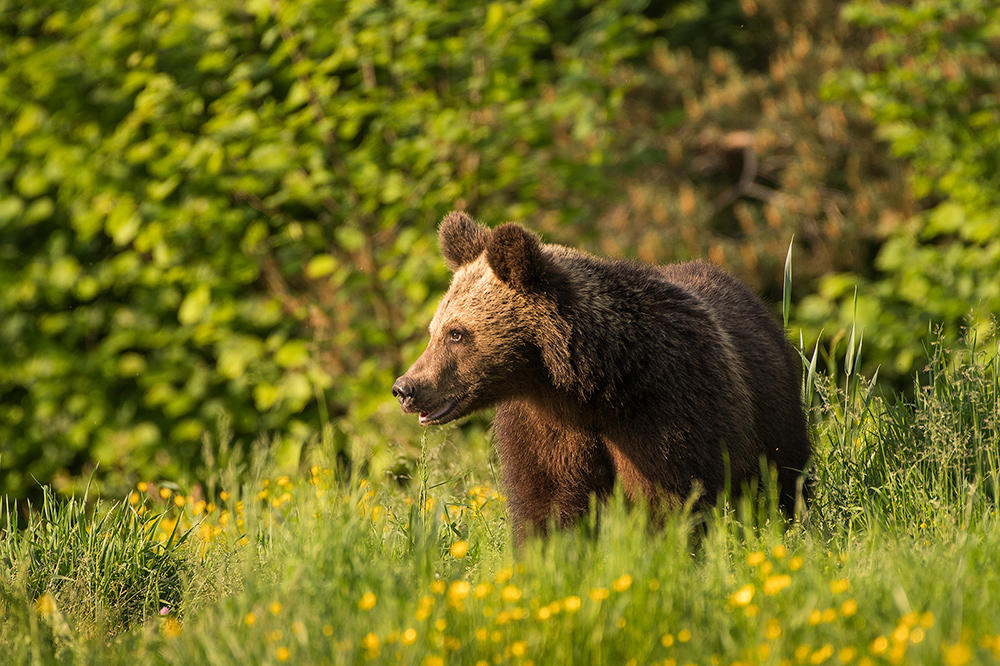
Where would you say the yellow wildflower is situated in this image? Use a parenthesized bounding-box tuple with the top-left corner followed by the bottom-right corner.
(678, 629, 692, 642)
(244, 612, 256, 626)
(763, 574, 791, 595)
(589, 588, 610, 602)
(162, 618, 182, 638)
(36, 593, 57, 617)
(841, 599, 858, 617)
(747, 551, 766, 566)
(269, 601, 282, 615)
(276, 647, 290, 662)
(613, 574, 633, 592)
(944, 643, 972, 666)
(402, 628, 417, 645)
(765, 619, 782, 640)
(829, 578, 850, 594)
(447, 581, 470, 608)
(361, 632, 380, 652)
(564, 596, 582, 613)
(359, 592, 376, 611)
(450, 540, 468, 558)
(811, 644, 834, 664)
(839, 646, 858, 663)
(501, 585, 522, 603)
(729, 584, 755, 607)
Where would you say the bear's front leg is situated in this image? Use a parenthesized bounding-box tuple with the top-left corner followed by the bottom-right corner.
(494, 401, 616, 546)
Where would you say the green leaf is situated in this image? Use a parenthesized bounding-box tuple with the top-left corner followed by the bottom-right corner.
(178, 285, 211, 325)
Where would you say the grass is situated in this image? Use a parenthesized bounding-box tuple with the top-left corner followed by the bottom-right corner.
(1, 333, 999, 666)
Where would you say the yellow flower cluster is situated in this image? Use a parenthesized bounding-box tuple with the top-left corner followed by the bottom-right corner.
(118, 472, 1000, 666)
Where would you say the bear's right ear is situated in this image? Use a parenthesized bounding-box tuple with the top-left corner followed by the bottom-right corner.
(485, 223, 547, 293)
(439, 211, 489, 271)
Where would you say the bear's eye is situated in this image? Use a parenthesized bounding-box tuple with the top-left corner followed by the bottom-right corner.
(447, 329, 463, 344)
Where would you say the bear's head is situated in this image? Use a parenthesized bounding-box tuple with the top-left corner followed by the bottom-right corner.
(392, 211, 576, 425)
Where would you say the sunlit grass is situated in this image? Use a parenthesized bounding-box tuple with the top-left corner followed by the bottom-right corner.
(2, 333, 999, 665)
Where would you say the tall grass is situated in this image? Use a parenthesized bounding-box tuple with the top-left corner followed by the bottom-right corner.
(2, 329, 999, 665)
(809, 331, 1000, 540)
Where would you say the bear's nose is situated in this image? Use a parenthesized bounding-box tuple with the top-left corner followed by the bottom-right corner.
(392, 377, 414, 409)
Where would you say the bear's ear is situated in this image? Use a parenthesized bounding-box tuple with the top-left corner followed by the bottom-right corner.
(485, 223, 547, 292)
(439, 211, 489, 271)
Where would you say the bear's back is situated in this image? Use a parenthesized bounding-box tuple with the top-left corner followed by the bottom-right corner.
(658, 260, 811, 500)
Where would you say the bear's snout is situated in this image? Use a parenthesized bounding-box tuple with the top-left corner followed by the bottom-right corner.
(391, 377, 416, 412)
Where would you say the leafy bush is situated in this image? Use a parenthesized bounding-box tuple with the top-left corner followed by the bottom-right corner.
(568, 0, 913, 306)
(800, 0, 1000, 378)
(0, 0, 663, 497)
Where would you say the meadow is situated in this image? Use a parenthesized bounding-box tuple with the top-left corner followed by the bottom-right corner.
(2, 332, 999, 666)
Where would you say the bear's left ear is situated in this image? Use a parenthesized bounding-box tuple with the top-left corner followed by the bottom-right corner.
(440, 211, 489, 271)
(485, 223, 547, 292)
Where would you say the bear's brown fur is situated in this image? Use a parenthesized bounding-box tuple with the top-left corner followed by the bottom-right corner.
(393, 211, 811, 543)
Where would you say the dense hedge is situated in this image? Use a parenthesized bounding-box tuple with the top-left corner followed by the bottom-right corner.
(0, 0, 667, 498)
(801, 0, 1000, 376)
(2, 0, 996, 498)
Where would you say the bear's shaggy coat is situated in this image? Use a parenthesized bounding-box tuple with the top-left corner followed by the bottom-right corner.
(393, 212, 811, 543)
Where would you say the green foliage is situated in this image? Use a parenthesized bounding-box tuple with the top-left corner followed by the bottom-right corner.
(801, 0, 1000, 378)
(0, 0, 663, 498)
(575, 0, 912, 306)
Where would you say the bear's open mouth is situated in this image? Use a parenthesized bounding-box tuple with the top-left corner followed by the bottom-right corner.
(418, 400, 456, 425)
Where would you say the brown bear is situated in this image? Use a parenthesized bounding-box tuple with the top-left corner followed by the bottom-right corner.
(393, 211, 811, 543)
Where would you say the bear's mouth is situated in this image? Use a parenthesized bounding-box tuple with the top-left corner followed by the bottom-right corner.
(418, 400, 457, 426)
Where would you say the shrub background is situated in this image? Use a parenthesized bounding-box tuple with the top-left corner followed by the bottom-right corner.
(1, 0, 997, 498)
